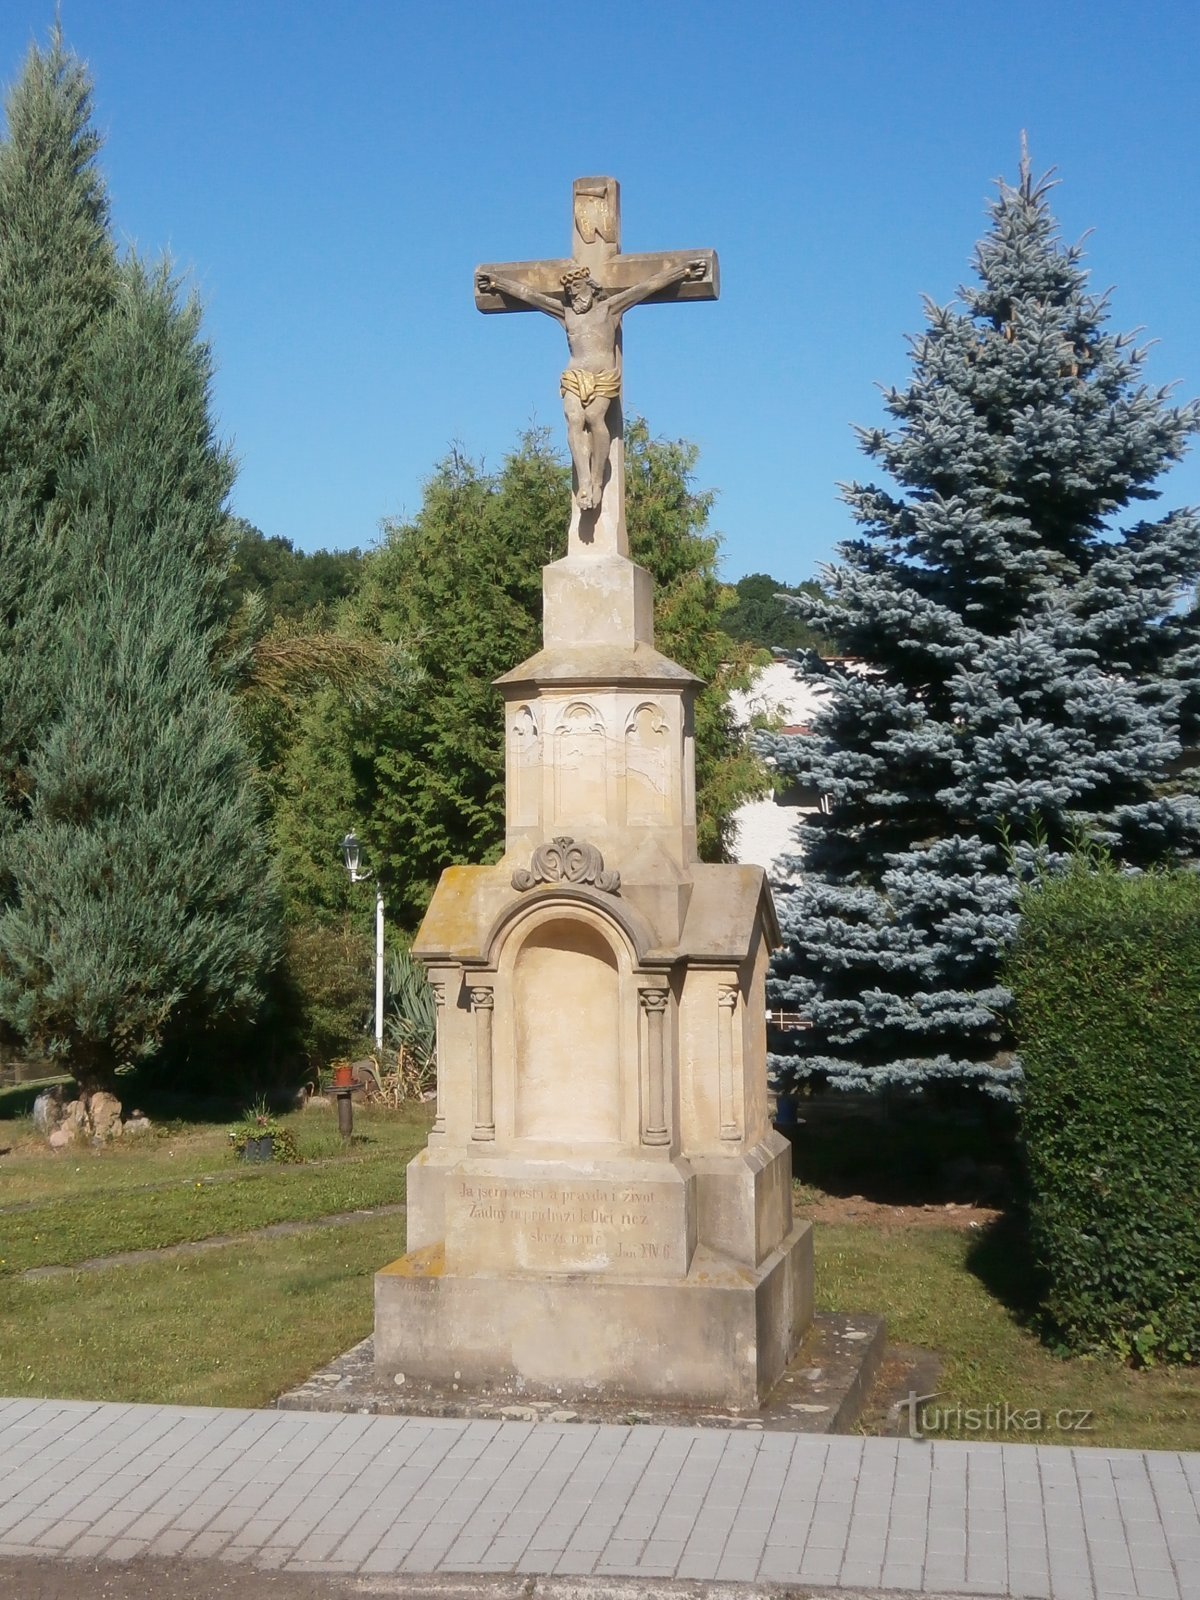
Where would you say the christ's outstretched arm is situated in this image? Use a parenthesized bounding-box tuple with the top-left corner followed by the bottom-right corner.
(476, 272, 564, 321)
(604, 258, 707, 318)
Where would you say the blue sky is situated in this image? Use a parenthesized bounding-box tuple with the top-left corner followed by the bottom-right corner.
(3, 1, 1199, 582)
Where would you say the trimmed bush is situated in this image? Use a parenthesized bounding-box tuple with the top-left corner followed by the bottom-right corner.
(1006, 862, 1200, 1364)
(274, 919, 372, 1073)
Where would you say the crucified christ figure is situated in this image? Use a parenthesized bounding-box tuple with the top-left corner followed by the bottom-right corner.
(475, 258, 707, 511)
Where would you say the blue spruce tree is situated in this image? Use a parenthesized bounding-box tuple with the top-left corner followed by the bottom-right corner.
(766, 157, 1200, 1099)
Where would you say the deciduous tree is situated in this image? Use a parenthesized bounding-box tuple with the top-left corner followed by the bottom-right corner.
(718, 573, 831, 655)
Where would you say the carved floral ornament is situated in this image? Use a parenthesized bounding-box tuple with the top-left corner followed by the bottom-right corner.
(511, 836, 620, 894)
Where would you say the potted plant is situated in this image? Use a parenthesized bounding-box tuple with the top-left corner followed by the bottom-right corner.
(228, 1101, 300, 1164)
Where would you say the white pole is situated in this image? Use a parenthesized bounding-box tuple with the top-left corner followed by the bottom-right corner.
(375, 886, 385, 1059)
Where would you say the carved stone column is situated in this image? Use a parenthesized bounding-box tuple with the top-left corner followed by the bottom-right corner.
(717, 983, 741, 1141)
(469, 986, 495, 1141)
(431, 981, 446, 1136)
(640, 987, 670, 1146)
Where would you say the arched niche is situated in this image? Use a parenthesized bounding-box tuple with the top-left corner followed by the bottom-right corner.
(552, 701, 607, 828)
(507, 912, 625, 1144)
(624, 701, 670, 824)
(509, 704, 540, 827)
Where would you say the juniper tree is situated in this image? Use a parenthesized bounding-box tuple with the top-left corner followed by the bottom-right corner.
(0, 38, 277, 1091)
(0, 29, 118, 858)
(766, 158, 1200, 1099)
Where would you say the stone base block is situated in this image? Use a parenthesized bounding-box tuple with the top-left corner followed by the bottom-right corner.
(693, 1131, 793, 1267)
(405, 1145, 457, 1253)
(542, 554, 654, 648)
(374, 1220, 813, 1408)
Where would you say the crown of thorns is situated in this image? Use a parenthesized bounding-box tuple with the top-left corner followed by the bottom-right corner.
(561, 266, 598, 288)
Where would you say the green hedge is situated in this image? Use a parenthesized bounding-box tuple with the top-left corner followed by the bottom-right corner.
(1007, 862, 1200, 1364)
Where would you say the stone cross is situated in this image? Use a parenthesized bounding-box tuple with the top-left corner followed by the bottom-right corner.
(474, 176, 718, 558)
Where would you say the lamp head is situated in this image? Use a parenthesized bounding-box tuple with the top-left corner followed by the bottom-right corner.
(340, 832, 361, 878)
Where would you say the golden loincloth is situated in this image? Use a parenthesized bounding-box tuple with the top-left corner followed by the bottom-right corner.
(560, 368, 620, 405)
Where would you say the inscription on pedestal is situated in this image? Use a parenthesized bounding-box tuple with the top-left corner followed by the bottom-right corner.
(445, 1175, 686, 1277)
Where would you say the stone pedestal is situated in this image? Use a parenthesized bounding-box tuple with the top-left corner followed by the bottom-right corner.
(374, 177, 812, 1408)
(374, 544, 812, 1406)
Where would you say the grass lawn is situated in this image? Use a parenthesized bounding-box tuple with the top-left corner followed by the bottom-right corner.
(0, 1098, 429, 1404)
(1, 1091, 1196, 1447)
(817, 1222, 1200, 1452)
(0, 1217, 400, 1407)
(793, 1105, 1200, 1452)
(0, 1102, 429, 1273)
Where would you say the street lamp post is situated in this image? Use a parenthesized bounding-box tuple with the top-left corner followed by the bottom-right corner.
(341, 832, 384, 1060)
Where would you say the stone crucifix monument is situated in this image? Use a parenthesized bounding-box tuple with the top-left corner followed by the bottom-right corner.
(374, 177, 812, 1407)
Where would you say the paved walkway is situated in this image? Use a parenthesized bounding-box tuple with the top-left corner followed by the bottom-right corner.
(1, 1398, 1197, 1598)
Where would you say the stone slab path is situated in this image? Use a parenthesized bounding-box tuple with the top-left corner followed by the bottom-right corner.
(1, 1398, 1197, 1598)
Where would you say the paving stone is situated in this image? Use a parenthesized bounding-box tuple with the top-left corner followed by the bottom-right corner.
(550, 1551, 597, 1575)
(1091, 1576, 1139, 1598)
(757, 1548, 804, 1578)
(880, 1562, 926, 1588)
(966, 1553, 1009, 1583)
(924, 1556, 969, 1586)
(515, 1549, 561, 1573)
(802, 1519, 851, 1550)
(31, 1519, 92, 1551)
(144, 1527, 196, 1556)
(795, 1553, 842, 1583)
(104, 1538, 152, 1562)
(1129, 1575, 1181, 1600)
(58, 1535, 115, 1560)
(883, 1533, 925, 1560)
(1046, 1578, 1099, 1600)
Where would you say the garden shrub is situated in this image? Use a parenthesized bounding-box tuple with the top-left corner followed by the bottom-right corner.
(1006, 861, 1200, 1364)
(274, 918, 373, 1074)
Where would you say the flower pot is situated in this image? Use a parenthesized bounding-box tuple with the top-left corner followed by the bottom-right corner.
(331, 1064, 355, 1089)
(242, 1134, 274, 1163)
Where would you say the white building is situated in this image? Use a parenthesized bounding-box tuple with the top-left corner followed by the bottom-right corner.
(727, 660, 828, 878)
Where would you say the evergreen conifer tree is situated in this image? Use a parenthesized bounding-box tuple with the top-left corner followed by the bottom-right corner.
(766, 158, 1200, 1099)
(0, 29, 118, 855)
(0, 38, 277, 1091)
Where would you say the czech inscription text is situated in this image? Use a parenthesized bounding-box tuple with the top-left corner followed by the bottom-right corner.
(448, 1177, 681, 1274)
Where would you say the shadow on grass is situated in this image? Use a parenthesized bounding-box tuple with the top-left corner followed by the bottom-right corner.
(783, 1092, 1020, 1207)
(125, 1087, 283, 1126)
(964, 1205, 1049, 1333)
(785, 1088, 1056, 1341)
(0, 1075, 308, 1131)
(0, 1080, 61, 1121)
